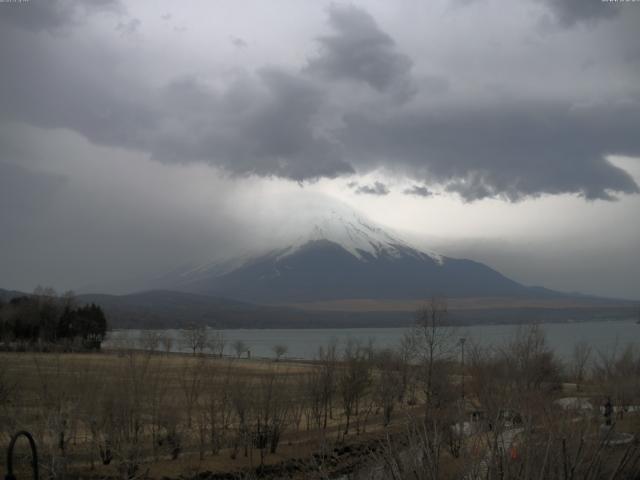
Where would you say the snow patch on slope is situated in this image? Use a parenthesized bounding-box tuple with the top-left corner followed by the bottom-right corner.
(281, 206, 443, 264)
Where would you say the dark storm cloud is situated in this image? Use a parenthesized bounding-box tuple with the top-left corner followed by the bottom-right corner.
(354, 182, 390, 196)
(0, 0, 122, 32)
(404, 185, 434, 197)
(456, 0, 622, 25)
(151, 69, 353, 180)
(0, 2, 638, 202)
(539, 0, 622, 27)
(342, 99, 640, 201)
(305, 4, 415, 99)
(0, 25, 350, 181)
(0, 25, 157, 150)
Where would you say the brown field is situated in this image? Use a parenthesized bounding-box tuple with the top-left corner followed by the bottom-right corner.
(0, 350, 420, 479)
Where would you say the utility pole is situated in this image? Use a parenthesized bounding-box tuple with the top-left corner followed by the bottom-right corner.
(454, 337, 467, 457)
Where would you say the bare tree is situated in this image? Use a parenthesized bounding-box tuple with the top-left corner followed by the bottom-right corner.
(303, 369, 324, 431)
(144, 356, 171, 461)
(229, 374, 252, 459)
(570, 340, 592, 390)
(272, 344, 288, 361)
(232, 339, 247, 358)
(373, 349, 403, 426)
(317, 341, 338, 430)
(0, 374, 18, 453)
(178, 356, 206, 428)
(201, 361, 234, 455)
(138, 330, 160, 353)
(411, 296, 456, 412)
(180, 324, 207, 355)
(206, 330, 226, 357)
(32, 353, 84, 478)
(252, 367, 292, 465)
(397, 332, 418, 404)
(339, 339, 372, 435)
(97, 350, 153, 478)
(502, 324, 560, 394)
(288, 377, 306, 433)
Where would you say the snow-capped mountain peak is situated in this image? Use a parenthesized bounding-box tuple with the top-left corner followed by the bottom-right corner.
(151, 202, 539, 303)
(155, 204, 446, 293)
(279, 207, 443, 264)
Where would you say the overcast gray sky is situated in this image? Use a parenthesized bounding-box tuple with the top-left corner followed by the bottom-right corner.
(1, 0, 639, 299)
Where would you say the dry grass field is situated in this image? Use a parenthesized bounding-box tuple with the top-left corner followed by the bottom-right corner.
(0, 349, 420, 479)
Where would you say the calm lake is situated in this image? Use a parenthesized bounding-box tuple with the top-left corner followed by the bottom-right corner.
(106, 319, 640, 361)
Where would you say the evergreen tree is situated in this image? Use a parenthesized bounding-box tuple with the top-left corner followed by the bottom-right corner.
(0, 292, 108, 349)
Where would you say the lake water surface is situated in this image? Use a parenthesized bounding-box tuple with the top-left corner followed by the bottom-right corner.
(106, 319, 640, 360)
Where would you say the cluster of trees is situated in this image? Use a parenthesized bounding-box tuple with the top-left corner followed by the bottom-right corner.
(367, 300, 640, 480)
(115, 324, 290, 361)
(112, 325, 230, 357)
(0, 287, 107, 350)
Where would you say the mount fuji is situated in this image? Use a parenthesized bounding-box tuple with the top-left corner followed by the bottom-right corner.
(161, 206, 555, 304)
